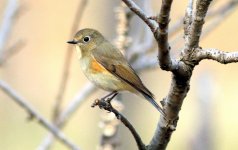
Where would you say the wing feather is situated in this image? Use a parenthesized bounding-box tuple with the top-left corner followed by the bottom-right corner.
(92, 42, 154, 98)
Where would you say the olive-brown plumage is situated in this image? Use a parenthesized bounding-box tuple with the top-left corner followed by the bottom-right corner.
(68, 28, 165, 116)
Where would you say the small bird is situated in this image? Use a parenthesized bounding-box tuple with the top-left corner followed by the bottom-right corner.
(68, 28, 165, 116)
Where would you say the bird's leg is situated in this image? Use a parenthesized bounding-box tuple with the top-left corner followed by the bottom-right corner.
(105, 92, 118, 103)
(101, 91, 118, 102)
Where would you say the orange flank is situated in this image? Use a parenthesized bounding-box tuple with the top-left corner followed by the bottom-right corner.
(90, 58, 107, 73)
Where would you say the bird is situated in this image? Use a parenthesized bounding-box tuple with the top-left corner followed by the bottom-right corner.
(67, 28, 165, 116)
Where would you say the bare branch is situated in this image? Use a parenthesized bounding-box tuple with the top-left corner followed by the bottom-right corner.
(149, 74, 191, 149)
(121, 0, 157, 32)
(53, 0, 88, 121)
(196, 48, 238, 64)
(185, 0, 213, 51)
(151, 0, 175, 72)
(38, 83, 97, 150)
(92, 98, 146, 150)
(0, 80, 80, 150)
(122, 0, 180, 72)
(170, 0, 238, 53)
(121, 0, 238, 150)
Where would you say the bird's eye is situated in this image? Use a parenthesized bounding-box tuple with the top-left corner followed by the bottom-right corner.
(83, 36, 90, 43)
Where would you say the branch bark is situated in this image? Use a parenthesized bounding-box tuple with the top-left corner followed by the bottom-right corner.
(121, 0, 215, 150)
(153, 0, 174, 71)
(185, 0, 213, 51)
(196, 48, 238, 64)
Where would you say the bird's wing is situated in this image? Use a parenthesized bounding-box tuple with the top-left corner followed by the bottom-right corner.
(92, 42, 154, 98)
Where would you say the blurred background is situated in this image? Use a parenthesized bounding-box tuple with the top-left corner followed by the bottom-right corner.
(0, 0, 238, 150)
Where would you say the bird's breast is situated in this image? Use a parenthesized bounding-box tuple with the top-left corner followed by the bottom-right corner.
(79, 57, 127, 91)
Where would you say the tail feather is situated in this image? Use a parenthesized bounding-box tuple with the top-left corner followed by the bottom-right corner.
(143, 94, 166, 117)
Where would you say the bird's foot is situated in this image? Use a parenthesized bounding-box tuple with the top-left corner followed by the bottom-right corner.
(91, 98, 113, 112)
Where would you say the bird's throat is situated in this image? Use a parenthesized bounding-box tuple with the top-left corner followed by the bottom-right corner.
(75, 45, 82, 59)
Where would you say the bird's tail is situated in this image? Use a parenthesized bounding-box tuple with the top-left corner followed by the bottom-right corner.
(143, 94, 166, 117)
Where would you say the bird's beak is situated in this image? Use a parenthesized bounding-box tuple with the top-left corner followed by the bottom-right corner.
(67, 40, 78, 44)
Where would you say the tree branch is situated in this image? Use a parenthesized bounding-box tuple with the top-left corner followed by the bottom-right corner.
(149, 74, 191, 149)
(0, 80, 80, 150)
(120, 0, 238, 149)
(196, 48, 238, 64)
(121, 0, 157, 32)
(153, 0, 175, 71)
(185, 0, 213, 51)
(122, 0, 179, 72)
(91, 98, 146, 150)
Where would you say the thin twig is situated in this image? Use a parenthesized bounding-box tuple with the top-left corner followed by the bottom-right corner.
(0, 80, 80, 150)
(53, 0, 88, 121)
(121, 0, 157, 32)
(92, 99, 146, 150)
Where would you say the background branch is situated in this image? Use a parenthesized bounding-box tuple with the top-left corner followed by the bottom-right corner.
(0, 80, 80, 150)
(38, 83, 97, 150)
(0, 0, 25, 65)
(53, 0, 88, 121)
